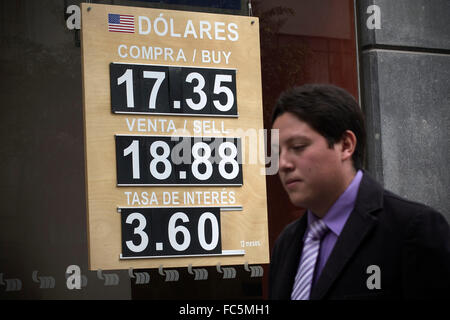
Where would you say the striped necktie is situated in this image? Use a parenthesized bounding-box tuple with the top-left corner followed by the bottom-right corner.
(291, 219, 328, 300)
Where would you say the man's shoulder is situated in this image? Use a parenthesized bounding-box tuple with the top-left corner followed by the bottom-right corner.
(382, 188, 434, 212)
(382, 188, 448, 228)
(359, 172, 448, 231)
(360, 171, 445, 218)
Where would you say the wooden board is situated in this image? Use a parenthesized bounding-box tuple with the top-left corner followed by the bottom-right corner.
(81, 3, 269, 270)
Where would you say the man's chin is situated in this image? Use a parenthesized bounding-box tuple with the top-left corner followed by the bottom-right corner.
(287, 194, 308, 208)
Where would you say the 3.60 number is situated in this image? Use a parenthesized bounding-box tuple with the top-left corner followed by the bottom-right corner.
(126, 211, 219, 253)
(120, 207, 222, 258)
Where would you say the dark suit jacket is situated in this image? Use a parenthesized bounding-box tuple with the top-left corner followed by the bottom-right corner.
(269, 172, 450, 300)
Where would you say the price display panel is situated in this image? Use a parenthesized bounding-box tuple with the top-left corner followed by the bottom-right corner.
(81, 3, 269, 271)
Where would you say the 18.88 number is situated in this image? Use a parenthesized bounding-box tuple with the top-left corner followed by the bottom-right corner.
(115, 135, 243, 186)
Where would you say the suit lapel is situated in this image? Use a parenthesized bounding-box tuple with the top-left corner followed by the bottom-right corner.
(310, 172, 383, 300)
(279, 216, 308, 299)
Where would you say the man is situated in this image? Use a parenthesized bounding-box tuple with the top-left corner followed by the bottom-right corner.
(269, 84, 450, 300)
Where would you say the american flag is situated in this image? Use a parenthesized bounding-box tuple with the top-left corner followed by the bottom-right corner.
(108, 13, 135, 33)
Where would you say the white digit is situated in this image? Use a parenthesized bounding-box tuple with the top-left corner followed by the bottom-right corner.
(218, 142, 239, 180)
(198, 212, 219, 251)
(149, 141, 172, 180)
(191, 142, 213, 181)
(168, 212, 191, 251)
(117, 68, 135, 108)
(213, 74, 234, 112)
(143, 71, 166, 109)
(123, 140, 140, 179)
(125, 212, 149, 253)
(185, 72, 207, 110)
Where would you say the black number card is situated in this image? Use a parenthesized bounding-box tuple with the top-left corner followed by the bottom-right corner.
(115, 135, 243, 186)
(120, 207, 222, 258)
(110, 63, 238, 116)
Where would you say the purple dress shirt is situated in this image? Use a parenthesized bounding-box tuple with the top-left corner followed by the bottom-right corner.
(304, 170, 363, 286)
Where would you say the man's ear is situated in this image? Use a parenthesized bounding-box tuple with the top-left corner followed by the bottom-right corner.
(340, 130, 357, 162)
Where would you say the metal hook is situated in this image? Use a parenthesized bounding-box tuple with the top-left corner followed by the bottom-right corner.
(158, 265, 165, 276)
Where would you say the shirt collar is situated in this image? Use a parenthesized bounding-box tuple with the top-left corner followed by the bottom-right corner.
(307, 170, 363, 237)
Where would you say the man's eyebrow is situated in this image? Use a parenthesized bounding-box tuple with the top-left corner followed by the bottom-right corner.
(285, 135, 312, 144)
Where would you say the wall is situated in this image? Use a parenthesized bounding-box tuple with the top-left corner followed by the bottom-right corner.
(358, 0, 450, 219)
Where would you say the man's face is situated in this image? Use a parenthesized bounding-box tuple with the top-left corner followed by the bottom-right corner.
(272, 112, 345, 213)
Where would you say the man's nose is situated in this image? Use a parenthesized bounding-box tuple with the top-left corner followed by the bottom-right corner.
(279, 150, 294, 172)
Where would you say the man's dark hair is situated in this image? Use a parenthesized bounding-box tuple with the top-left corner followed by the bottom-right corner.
(272, 84, 366, 170)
